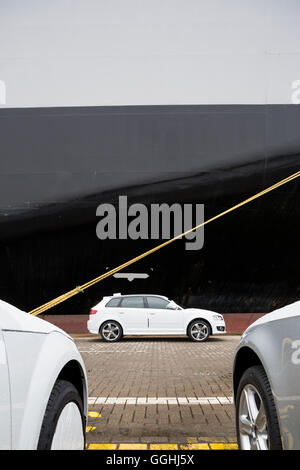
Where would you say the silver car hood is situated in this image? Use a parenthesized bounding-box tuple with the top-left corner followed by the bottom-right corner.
(246, 300, 300, 332)
(0, 299, 69, 336)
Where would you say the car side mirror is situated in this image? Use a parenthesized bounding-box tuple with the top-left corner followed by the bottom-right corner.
(166, 301, 177, 310)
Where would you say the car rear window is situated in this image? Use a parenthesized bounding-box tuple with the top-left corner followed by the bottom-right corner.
(106, 297, 121, 307)
(120, 296, 144, 308)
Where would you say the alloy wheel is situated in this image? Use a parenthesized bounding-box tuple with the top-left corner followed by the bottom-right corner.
(239, 384, 269, 450)
(102, 322, 120, 341)
(191, 322, 209, 341)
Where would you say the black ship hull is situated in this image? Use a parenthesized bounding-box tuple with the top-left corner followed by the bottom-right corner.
(0, 105, 299, 314)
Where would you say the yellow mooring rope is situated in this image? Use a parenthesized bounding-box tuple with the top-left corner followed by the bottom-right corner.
(29, 170, 300, 316)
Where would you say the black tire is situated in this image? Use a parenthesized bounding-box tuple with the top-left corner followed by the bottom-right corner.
(100, 320, 123, 342)
(236, 365, 282, 450)
(37, 379, 85, 450)
(187, 319, 211, 342)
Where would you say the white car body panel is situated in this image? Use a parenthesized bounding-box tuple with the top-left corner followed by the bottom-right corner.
(113, 306, 148, 334)
(0, 329, 11, 450)
(0, 299, 67, 335)
(87, 295, 226, 336)
(147, 307, 184, 333)
(244, 300, 300, 331)
(0, 300, 88, 450)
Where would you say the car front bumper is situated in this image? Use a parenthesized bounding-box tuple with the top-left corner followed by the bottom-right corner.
(211, 321, 227, 335)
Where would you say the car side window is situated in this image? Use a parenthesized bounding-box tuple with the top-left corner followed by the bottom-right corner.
(120, 297, 145, 308)
(106, 297, 121, 307)
(146, 297, 169, 309)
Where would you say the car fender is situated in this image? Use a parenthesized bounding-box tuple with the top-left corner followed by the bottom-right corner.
(98, 314, 125, 332)
(233, 334, 271, 393)
(4, 330, 87, 450)
(235, 322, 300, 398)
(235, 318, 300, 449)
(183, 309, 216, 332)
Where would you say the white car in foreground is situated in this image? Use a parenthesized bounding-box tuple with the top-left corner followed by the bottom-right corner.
(0, 300, 88, 450)
(88, 294, 226, 342)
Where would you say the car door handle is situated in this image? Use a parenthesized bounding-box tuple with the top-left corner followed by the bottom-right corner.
(119, 312, 125, 314)
(149, 312, 156, 315)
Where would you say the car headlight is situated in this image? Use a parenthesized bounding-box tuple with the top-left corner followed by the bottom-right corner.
(213, 314, 224, 321)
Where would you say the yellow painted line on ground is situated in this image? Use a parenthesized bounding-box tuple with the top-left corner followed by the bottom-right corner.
(180, 443, 210, 450)
(209, 443, 238, 450)
(88, 411, 102, 418)
(89, 443, 117, 450)
(87, 442, 238, 450)
(119, 444, 148, 450)
(86, 426, 96, 433)
(150, 444, 179, 450)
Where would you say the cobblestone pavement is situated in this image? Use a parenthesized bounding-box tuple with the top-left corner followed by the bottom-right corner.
(75, 335, 240, 445)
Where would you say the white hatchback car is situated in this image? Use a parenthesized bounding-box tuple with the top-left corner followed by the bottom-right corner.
(0, 299, 88, 450)
(87, 294, 226, 342)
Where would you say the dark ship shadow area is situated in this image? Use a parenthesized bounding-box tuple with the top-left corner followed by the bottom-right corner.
(0, 105, 299, 315)
(0, 154, 299, 316)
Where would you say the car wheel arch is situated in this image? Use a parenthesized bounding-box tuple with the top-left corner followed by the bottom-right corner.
(233, 346, 264, 400)
(14, 331, 87, 449)
(56, 360, 87, 414)
(186, 318, 212, 336)
(99, 319, 124, 334)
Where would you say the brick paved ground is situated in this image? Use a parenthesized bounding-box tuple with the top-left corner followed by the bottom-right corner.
(75, 335, 240, 445)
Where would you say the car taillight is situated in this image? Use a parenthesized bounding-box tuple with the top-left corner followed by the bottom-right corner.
(89, 309, 98, 315)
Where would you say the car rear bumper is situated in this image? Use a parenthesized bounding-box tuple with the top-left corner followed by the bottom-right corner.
(87, 319, 99, 335)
